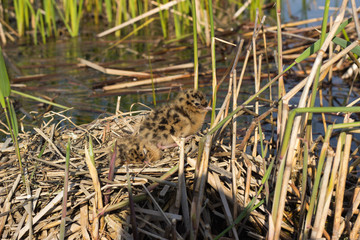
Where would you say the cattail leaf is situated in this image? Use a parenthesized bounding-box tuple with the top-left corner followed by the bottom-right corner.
(295, 17, 353, 64)
(0, 47, 11, 103)
(8, 99, 19, 137)
(332, 37, 360, 56)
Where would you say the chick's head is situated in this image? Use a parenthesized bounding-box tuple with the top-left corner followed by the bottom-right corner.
(176, 89, 211, 112)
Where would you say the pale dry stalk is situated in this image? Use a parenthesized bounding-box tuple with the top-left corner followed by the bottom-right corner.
(310, 149, 335, 238)
(231, 70, 238, 219)
(272, 1, 349, 238)
(332, 117, 354, 239)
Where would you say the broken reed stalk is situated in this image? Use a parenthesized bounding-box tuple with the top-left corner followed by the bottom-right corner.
(209, 0, 216, 125)
(271, 1, 349, 238)
(191, 135, 211, 239)
(59, 138, 71, 240)
(97, 0, 185, 37)
(305, 0, 330, 147)
(273, 106, 360, 239)
(310, 148, 334, 238)
(0, 174, 21, 236)
(231, 69, 237, 219)
(275, 0, 286, 146)
(213, 172, 239, 240)
(332, 117, 354, 239)
(251, 10, 259, 157)
(84, 142, 104, 239)
(105, 142, 117, 206)
(191, 0, 198, 91)
(175, 138, 191, 233)
(127, 162, 138, 240)
(103, 164, 179, 214)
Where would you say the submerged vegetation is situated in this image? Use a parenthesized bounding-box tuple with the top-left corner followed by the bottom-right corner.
(1, 0, 360, 239)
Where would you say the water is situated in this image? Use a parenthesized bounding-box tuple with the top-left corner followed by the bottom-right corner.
(2, 1, 359, 136)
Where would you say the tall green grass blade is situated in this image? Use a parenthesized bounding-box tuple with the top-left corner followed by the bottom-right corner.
(173, 4, 181, 38)
(342, 29, 350, 41)
(332, 37, 360, 55)
(283, 17, 353, 73)
(115, 0, 125, 37)
(44, 0, 57, 37)
(280, 107, 360, 159)
(53, 0, 74, 36)
(34, 10, 46, 45)
(191, 0, 199, 90)
(157, 0, 168, 38)
(12, 90, 70, 110)
(129, 0, 138, 30)
(0, 46, 11, 104)
(105, 0, 113, 23)
(214, 156, 275, 239)
(7, 99, 19, 137)
(14, 0, 25, 36)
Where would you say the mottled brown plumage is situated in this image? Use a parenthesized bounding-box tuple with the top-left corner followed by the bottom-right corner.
(116, 89, 210, 164)
(138, 89, 211, 161)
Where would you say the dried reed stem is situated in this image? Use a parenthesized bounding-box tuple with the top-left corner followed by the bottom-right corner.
(272, 2, 349, 238)
(97, 0, 185, 37)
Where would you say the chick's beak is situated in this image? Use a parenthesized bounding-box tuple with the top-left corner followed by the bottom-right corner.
(203, 106, 212, 111)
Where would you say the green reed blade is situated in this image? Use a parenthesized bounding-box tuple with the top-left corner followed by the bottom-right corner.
(105, 0, 113, 23)
(173, 4, 181, 38)
(76, 0, 84, 35)
(44, 0, 57, 37)
(0, 46, 10, 106)
(12, 89, 70, 110)
(7, 99, 19, 137)
(157, 0, 168, 38)
(342, 28, 350, 41)
(332, 37, 360, 55)
(214, 155, 275, 239)
(296, 18, 352, 64)
(283, 17, 354, 74)
(129, 0, 137, 29)
(53, 0, 73, 36)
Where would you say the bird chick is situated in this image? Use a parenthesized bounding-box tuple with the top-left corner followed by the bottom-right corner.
(116, 136, 161, 164)
(116, 136, 146, 164)
(138, 89, 211, 161)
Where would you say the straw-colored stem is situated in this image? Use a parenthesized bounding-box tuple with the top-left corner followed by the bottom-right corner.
(333, 118, 354, 239)
(272, 1, 349, 237)
(210, 36, 217, 125)
(231, 70, 237, 219)
(314, 132, 345, 238)
(305, 0, 330, 144)
(191, 135, 211, 239)
(191, 0, 198, 90)
(59, 139, 71, 240)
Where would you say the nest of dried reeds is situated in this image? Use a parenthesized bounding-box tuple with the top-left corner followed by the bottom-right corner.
(0, 107, 264, 239)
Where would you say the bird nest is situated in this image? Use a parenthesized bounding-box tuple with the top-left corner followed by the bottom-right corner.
(0, 109, 266, 239)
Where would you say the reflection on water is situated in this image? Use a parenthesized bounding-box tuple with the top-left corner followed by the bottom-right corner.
(2, 1, 359, 140)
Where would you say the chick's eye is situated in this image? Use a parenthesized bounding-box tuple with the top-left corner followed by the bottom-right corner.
(195, 102, 200, 106)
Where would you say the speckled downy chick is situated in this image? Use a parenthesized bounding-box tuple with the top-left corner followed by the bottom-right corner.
(116, 136, 161, 164)
(116, 136, 146, 164)
(138, 89, 211, 161)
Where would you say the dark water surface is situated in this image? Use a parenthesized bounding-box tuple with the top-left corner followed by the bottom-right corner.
(2, 1, 359, 139)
